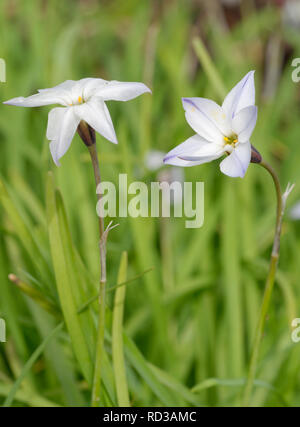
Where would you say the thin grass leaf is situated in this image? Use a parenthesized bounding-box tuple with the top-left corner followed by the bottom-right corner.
(55, 190, 96, 358)
(0, 178, 52, 282)
(148, 364, 203, 407)
(3, 322, 63, 407)
(46, 172, 93, 385)
(193, 37, 227, 100)
(123, 334, 179, 406)
(112, 251, 130, 407)
(0, 384, 61, 407)
(192, 378, 288, 407)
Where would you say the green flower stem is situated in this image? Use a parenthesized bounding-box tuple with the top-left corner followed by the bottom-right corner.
(88, 142, 106, 407)
(92, 277, 106, 407)
(243, 160, 285, 406)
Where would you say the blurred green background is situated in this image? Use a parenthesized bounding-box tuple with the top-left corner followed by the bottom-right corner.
(0, 0, 300, 407)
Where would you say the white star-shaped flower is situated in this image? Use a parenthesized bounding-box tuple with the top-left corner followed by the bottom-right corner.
(164, 71, 258, 178)
(4, 78, 151, 165)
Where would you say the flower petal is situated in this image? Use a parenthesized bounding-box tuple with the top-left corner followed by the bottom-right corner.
(4, 91, 69, 107)
(80, 78, 107, 100)
(38, 80, 77, 93)
(182, 98, 225, 143)
(42, 79, 108, 105)
(95, 81, 151, 101)
(222, 71, 255, 119)
(219, 141, 251, 178)
(48, 107, 80, 166)
(232, 105, 257, 142)
(75, 97, 117, 143)
(66, 78, 105, 101)
(164, 134, 224, 167)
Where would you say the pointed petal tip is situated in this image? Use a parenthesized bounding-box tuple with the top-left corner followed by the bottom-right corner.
(3, 98, 24, 106)
(110, 130, 118, 144)
(163, 155, 172, 164)
(137, 83, 152, 95)
(95, 131, 118, 145)
(245, 70, 256, 84)
(49, 143, 61, 167)
(145, 85, 152, 94)
(181, 97, 192, 105)
(51, 152, 61, 167)
(163, 152, 180, 165)
(107, 133, 118, 144)
(243, 70, 255, 79)
(248, 70, 256, 80)
(181, 97, 189, 106)
(137, 83, 152, 96)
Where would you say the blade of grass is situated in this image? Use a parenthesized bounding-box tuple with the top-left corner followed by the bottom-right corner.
(46, 172, 93, 385)
(192, 377, 288, 406)
(119, 121, 171, 366)
(55, 190, 96, 358)
(112, 251, 130, 407)
(148, 363, 202, 407)
(0, 178, 52, 282)
(0, 384, 61, 407)
(3, 322, 63, 407)
(122, 334, 179, 406)
(193, 37, 227, 100)
(221, 182, 245, 380)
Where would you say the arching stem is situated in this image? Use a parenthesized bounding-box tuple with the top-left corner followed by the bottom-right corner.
(243, 160, 294, 406)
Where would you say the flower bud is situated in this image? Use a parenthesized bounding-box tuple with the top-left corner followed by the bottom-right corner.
(77, 120, 96, 146)
(250, 144, 262, 164)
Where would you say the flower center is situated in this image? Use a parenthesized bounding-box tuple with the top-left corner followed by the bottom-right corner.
(69, 95, 84, 107)
(223, 133, 238, 147)
(223, 133, 238, 154)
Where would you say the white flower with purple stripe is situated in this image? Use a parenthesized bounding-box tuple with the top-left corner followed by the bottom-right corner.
(164, 71, 258, 178)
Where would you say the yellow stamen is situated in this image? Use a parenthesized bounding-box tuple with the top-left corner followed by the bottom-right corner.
(223, 134, 238, 146)
(78, 96, 83, 104)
